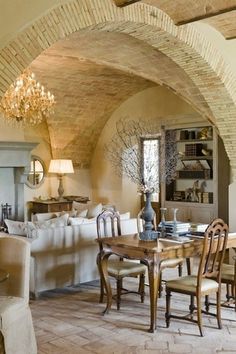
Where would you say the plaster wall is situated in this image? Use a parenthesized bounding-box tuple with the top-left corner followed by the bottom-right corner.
(0, 0, 65, 47)
(91, 86, 205, 216)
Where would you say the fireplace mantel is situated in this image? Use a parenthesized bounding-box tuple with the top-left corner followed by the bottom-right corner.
(0, 141, 37, 167)
(0, 141, 38, 220)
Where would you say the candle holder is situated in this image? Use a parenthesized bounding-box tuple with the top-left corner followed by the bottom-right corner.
(172, 208, 178, 236)
(160, 208, 167, 238)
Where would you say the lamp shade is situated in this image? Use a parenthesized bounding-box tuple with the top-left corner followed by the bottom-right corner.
(48, 159, 74, 174)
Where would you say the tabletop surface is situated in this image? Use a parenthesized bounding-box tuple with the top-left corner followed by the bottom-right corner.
(97, 232, 236, 254)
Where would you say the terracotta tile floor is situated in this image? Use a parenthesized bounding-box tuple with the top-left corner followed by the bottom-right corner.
(30, 268, 236, 354)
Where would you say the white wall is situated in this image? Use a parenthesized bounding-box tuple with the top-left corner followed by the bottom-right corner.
(91, 86, 206, 216)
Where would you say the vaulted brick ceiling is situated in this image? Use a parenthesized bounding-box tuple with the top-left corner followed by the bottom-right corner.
(30, 30, 212, 167)
(1, 0, 235, 168)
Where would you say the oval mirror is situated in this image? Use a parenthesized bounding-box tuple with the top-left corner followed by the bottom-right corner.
(26, 156, 45, 189)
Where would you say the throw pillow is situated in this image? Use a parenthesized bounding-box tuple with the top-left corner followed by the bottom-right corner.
(28, 213, 69, 231)
(72, 201, 89, 213)
(33, 212, 60, 222)
(77, 209, 88, 217)
(119, 212, 130, 220)
(87, 203, 103, 219)
(60, 210, 78, 218)
(4, 219, 27, 236)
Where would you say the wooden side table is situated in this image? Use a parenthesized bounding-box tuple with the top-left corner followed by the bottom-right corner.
(31, 200, 73, 214)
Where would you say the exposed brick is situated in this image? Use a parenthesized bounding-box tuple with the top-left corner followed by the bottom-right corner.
(0, 0, 235, 174)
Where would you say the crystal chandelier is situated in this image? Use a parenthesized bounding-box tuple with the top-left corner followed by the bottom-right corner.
(0, 69, 55, 125)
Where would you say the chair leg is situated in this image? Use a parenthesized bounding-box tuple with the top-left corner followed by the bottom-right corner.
(205, 295, 209, 312)
(226, 284, 230, 302)
(234, 283, 236, 312)
(159, 272, 163, 298)
(196, 294, 204, 337)
(138, 273, 145, 303)
(189, 295, 195, 314)
(165, 289, 171, 328)
(186, 257, 191, 275)
(99, 278, 104, 303)
(216, 290, 222, 330)
(116, 278, 122, 310)
(235, 287, 236, 312)
(178, 263, 183, 277)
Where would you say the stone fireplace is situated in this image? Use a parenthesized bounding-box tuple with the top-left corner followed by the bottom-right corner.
(0, 141, 37, 221)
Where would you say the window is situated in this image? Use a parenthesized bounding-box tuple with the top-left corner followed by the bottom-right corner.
(141, 137, 160, 201)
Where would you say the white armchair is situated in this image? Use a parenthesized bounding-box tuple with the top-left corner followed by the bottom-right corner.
(0, 236, 37, 354)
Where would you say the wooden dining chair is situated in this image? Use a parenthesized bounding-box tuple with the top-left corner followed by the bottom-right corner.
(96, 209, 146, 310)
(137, 209, 191, 297)
(165, 218, 229, 336)
(205, 254, 236, 312)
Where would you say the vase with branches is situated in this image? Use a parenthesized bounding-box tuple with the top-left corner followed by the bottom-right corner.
(105, 118, 178, 240)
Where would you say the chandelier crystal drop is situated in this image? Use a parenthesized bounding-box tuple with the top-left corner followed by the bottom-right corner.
(0, 69, 55, 125)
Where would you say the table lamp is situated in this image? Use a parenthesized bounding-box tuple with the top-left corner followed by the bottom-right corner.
(48, 159, 74, 200)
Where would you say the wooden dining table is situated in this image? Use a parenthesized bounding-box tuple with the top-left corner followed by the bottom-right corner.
(96, 233, 236, 333)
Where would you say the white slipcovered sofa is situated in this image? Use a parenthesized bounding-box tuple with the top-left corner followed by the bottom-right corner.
(29, 216, 139, 298)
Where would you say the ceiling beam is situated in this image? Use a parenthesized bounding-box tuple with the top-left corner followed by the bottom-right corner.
(175, 6, 236, 25)
(226, 35, 236, 40)
(113, 0, 141, 7)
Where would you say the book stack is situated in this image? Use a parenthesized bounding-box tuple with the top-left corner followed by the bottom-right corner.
(158, 221, 191, 236)
(189, 223, 208, 236)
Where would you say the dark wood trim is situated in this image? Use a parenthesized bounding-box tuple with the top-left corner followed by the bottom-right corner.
(113, 0, 141, 7)
(175, 7, 236, 25)
(226, 35, 236, 40)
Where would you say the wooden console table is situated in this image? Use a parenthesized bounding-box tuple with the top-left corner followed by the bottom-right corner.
(31, 200, 73, 213)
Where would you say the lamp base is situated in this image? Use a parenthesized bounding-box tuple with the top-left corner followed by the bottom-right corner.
(58, 174, 64, 200)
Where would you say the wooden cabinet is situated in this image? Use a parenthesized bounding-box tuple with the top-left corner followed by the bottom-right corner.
(163, 125, 230, 224)
(165, 201, 214, 224)
(31, 200, 73, 214)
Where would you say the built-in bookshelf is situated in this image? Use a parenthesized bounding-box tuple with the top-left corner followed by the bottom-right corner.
(162, 125, 230, 224)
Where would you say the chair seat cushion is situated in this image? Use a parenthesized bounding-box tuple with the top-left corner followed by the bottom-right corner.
(160, 258, 184, 270)
(108, 260, 146, 277)
(221, 263, 235, 282)
(0, 296, 27, 330)
(166, 275, 219, 293)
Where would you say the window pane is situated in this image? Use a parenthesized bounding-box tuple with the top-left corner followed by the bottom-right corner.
(143, 138, 160, 196)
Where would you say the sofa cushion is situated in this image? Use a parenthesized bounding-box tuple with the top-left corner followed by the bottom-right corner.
(28, 214, 69, 237)
(68, 217, 96, 225)
(87, 203, 103, 219)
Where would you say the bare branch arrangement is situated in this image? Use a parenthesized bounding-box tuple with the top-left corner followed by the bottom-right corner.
(104, 118, 178, 193)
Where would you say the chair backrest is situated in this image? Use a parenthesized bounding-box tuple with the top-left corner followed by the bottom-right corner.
(137, 207, 157, 233)
(0, 236, 30, 302)
(96, 209, 121, 240)
(198, 218, 228, 285)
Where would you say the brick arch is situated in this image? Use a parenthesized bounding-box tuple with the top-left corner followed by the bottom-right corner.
(0, 0, 236, 173)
